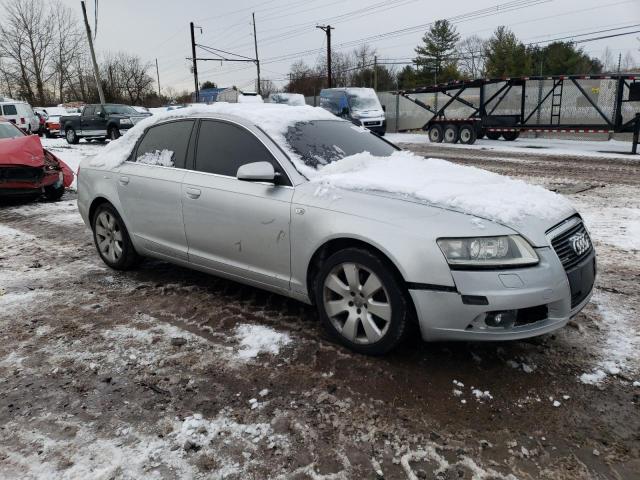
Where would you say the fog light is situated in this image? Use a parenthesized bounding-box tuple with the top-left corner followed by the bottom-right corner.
(485, 310, 517, 328)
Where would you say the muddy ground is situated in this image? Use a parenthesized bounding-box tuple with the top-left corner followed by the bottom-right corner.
(0, 141, 639, 479)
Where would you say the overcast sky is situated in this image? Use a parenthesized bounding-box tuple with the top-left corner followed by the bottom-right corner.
(60, 0, 639, 93)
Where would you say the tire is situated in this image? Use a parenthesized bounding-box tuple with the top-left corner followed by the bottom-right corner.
(92, 203, 139, 270)
(502, 131, 520, 141)
(486, 131, 501, 140)
(458, 124, 477, 145)
(44, 184, 65, 201)
(443, 124, 459, 143)
(108, 127, 121, 140)
(428, 124, 443, 143)
(65, 128, 79, 144)
(314, 247, 409, 355)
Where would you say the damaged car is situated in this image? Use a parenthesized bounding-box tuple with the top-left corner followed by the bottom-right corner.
(0, 118, 74, 201)
(77, 104, 595, 355)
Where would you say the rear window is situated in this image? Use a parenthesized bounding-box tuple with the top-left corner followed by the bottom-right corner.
(0, 123, 25, 139)
(285, 120, 396, 169)
(135, 120, 195, 168)
(2, 105, 18, 116)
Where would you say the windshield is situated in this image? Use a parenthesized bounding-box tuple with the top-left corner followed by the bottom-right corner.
(285, 120, 396, 169)
(0, 122, 25, 139)
(347, 91, 381, 112)
(104, 105, 138, 115)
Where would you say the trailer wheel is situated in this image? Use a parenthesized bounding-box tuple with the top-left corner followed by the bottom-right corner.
(502, 131, 520, 141)
(458, 124, 477, 145)
(486, 131, 501, 141)
(428, 125, 443, 143)
(443, 124, 459, 143)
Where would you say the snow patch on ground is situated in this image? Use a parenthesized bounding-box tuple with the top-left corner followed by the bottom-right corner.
(0, 224, 35, 240)
(311, 150, 574, 225)
(233, 323, 292, 360)
(5, 199, 83, 226)
(578, 205, 640, 251)
(579, 291, 640, 385)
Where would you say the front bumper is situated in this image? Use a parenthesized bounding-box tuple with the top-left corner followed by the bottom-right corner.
(410, 248, 595, 341)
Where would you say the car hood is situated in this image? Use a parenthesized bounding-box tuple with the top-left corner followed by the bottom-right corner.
(295, 183, 575, 248)
(0, 135, 45, 167)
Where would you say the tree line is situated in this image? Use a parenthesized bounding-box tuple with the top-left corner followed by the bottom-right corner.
(0, 0, 164, 107)
(286, 20, 638, 95)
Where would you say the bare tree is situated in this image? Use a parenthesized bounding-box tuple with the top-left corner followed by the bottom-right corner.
(52, 4, 84, 104)
(101, 52, 155, 104)
(600, 47, 615, 72)
(0, 0, 56, 104)
(456, 35, 486, 79)
(622, 51, 636, 71)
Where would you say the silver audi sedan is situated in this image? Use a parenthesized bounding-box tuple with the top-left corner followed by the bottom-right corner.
(78, 105, 595, 355)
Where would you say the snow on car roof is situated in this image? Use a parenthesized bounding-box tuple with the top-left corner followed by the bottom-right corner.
(90, 103, 336, 170)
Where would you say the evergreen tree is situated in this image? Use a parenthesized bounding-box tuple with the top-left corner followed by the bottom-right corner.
(533, 42, 602, 75)
(414, 19, 460, 84)
(484, 26, 531, 77)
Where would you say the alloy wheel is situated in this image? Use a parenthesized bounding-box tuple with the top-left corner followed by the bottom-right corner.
(95, 211, 124, 263)
(322, 262, 391, 345)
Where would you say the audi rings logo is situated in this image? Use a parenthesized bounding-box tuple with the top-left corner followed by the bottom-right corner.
(570, 232, 590, 256)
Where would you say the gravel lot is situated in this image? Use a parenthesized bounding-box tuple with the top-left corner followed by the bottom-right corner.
(0, 137, 639, 479)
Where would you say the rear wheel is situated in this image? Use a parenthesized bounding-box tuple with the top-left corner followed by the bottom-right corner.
(486, 131, 501, 140)
(443, 124, 459, 143)
(502, 131, 520, 141)
(428, 124, 443, 143)
(314, 248, 409, 355)
(92, 203, 139, 270)
(65, 128, 79, 144)
(458, 124, 477, 145)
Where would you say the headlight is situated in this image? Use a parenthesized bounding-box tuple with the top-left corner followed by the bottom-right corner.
(437, 235, 538, 267)
(120, 118, 133, 125)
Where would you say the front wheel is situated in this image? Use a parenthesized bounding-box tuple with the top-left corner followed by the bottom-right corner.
(65, 128, 79, 144)
(428, 125, 443, 143)
(92, 203, 139, 270)
(44, 183, 65, 201)
(314, 248, 409, 355)
(108, 127, 121, 140)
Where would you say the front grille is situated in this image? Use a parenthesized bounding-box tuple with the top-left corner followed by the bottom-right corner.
(550, 221, 593, 271)
(0, 166, 43, 183)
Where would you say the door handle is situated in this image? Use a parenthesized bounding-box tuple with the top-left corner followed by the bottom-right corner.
(119, 176, 130, 185)
(185, 187, 201, 199)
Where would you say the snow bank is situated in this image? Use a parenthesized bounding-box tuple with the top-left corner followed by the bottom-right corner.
(311, 150, 574, 225)
(89, 103, 335, 170)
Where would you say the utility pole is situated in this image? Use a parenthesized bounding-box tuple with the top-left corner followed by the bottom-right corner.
(252, 12, 261, 95)
(80, 1, 105, 106)
(373, 55, 378, 91)
(190, 22, 199, 102)
(155, 58, 161, 96)
(316, 25, 334, 88)
(617, 52, 622, 73)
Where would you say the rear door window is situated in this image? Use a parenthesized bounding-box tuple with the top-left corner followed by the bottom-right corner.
(135, 120, 195, 169)
(2, 105, 17, 116)
(194, 120, 290, 185)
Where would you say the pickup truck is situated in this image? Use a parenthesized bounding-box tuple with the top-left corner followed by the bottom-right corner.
(60, 104, 150, 144)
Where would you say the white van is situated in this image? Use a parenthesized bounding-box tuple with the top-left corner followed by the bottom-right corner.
(0, 98, 39, 133)
(319, 87, 386, 135)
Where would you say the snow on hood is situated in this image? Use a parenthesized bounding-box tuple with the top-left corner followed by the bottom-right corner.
(310, 150, 575, 226)
(89, 103, 335, 170)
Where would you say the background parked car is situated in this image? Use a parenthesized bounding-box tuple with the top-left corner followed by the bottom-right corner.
(0, 98, 39, 133)
(0, 118, 73, 201)
(38, 107, 70, 138)
(268, 93, 306, 106)
(60, 103, 150, 143)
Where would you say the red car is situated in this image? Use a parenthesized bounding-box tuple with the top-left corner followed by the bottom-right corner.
(0, 118, 74, 201)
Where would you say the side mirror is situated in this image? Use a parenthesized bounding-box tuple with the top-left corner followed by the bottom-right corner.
(237, 161, 277, 183)
(98, 111, 105, 118)
(341, 107, 350, 117)
(382, 105, 386, 112)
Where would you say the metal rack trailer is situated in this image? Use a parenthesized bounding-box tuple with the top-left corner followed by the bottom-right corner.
(398, 74, 640, 153)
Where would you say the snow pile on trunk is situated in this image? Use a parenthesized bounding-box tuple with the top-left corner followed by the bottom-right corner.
(311, 150, 574, 225)
(233, 323, 292, 360)
(88, 103, 335, 170)
(136, 149, 174, 167)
